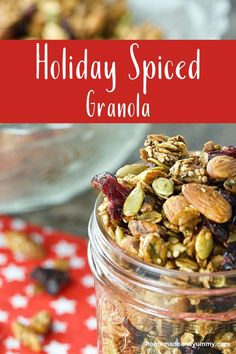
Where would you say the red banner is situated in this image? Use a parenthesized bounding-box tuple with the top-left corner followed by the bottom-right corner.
(0, 40, 235, 123)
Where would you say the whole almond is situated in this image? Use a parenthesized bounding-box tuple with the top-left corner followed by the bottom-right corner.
(163, 195, 200, 226)
(182, 183, 232, 223)
(207, 155, 236, 180)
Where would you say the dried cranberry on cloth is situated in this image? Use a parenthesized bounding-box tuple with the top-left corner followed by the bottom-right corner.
(0, 216, 97, 354)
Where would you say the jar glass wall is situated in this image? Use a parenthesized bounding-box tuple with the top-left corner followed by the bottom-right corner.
(88, 196, 236, 354)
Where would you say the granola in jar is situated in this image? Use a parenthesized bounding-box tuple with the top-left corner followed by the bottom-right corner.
(89, 133, 236, 354)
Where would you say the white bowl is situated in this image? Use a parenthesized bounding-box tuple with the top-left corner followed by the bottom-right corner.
(0, 124, 149, 213)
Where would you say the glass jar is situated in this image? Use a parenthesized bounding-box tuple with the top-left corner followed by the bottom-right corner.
(88, 195, 236, 354)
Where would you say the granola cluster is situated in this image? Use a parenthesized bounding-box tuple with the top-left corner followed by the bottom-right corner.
(0, 0, 162, 40)
(93, 134, 236, 275)
(91, 133, 236, 354)
(12, 311, 52, 352)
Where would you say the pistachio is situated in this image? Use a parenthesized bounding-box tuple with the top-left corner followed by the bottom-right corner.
(139, 234, 167, 265)
(152, 177, 174, 198)
(123, 185, 144, 217)
(195, 228, 214, 260)
(116, 163, 148, 178)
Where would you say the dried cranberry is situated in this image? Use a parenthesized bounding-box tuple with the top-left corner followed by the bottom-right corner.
(208, 146, 236, 160)
(123, 318, 147, 345)
(60, 19, 77, 39)
(232, 213, 236, 225)
(222, 146, 236, 158)
(222, 242, 236, 270)
(219, 189, 236, 208)
(31, 267, 70, 295)
(10, 5, 37, 38)
(204, 219, 229, 245)
(205, 295, 236, 312)
(91, 172, 131, 220)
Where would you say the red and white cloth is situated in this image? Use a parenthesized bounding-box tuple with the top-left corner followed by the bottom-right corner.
(0, 216, 97, 354)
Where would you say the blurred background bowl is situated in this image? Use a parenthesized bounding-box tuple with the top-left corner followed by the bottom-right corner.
(129, 0, 231, 39)
(0, 124, 149, 213)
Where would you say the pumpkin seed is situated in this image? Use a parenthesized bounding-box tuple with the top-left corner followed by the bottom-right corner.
(123, 185, 144, 217)
(137, 210, 162, 223)
(228, 229, 236, 243)
(115, 226, 125, 246)
(195, 228, 214, 260)
(212, 276, 225, 288)
(147, 157, 169, 171)
(152, 178, 174, 198)
(116, 163, 148, 178)
(175, 258, 199, 271)
(224, 177, 236, 194)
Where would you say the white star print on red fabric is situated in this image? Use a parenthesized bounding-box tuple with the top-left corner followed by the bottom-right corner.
(0, 232, 7, 248)
(81, 275, 94, 288)
(81, 345, 98, 354)
(4, 337, 20, 350)
(24, 284, 35, 297)
(53, 241, 77, 257)
(0, 253, 7, 265)
(31, 232, 44, 244)
(44, 340, 70, 354)
(87, 294, 96, 308)
(1, 264, 25, 282)
(0, 216, 97, 353)
(50, 297, 77, 315)
(84, 317, 97, 331)
(69, 256, 85, 269)
(10, 294, 28, 309)
(52, 320, 68, 333)
(0, 309, 9, 323)
(10, 219, 27, 231)
(17, 316, 30, 326)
